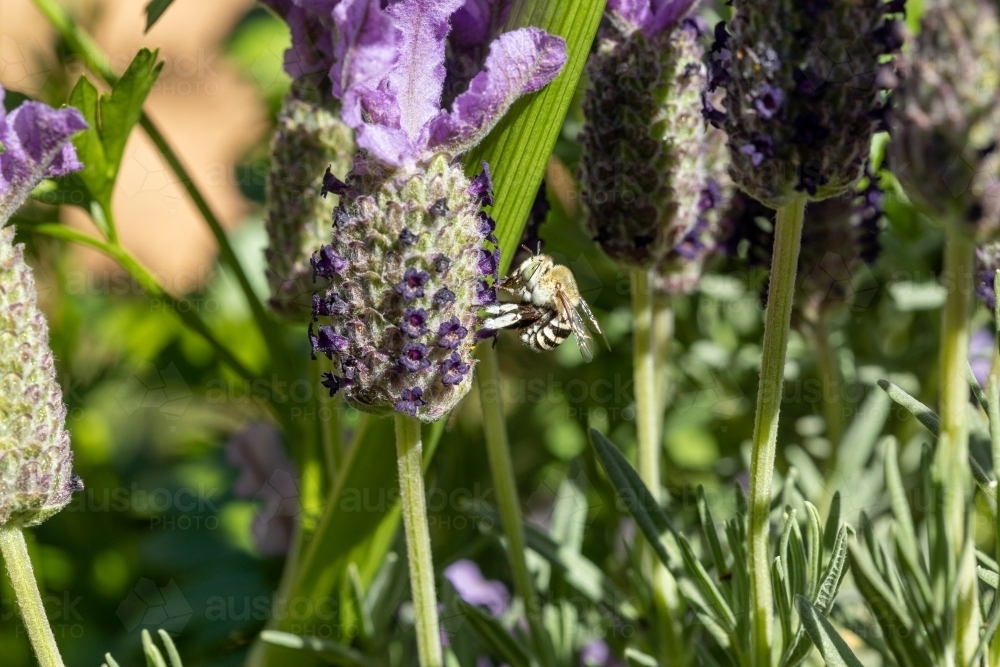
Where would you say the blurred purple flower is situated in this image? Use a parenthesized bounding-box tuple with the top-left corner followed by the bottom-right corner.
(607, 0, 699, 36)
(580, 639, 625, 667)
(227, 422, 300, 556)
(261, 0, 340, 81)
(971, 327, 995, 388)
(330, 0, 567, 167)
(0, 84, 87, 222)
(443, 559, 510, 617)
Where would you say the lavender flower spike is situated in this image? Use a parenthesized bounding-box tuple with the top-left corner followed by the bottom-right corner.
(0, 84, 88, 223)
(580, 0, 732, 276)
(331, 0, 567, 168)
(312, 0, 567, 421)
(0, 86, 85, 527)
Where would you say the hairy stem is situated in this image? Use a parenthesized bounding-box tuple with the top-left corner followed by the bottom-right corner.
(0, 527, 64, 667)
(631, 268, 660, 500)
(394, 415, 442, 667)
(477, 347, 555, 667)
(748, 196, 805, 667)
(938, 226, 979, 665)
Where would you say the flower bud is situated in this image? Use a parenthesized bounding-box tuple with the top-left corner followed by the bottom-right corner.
(580, 8, 729, 270)
(0, 227, 80, 528)
(706, 0, 901, 207)
(890, 0, 1000, 240)
(265, 91, 354, 321)
(311, 157, 499, 422)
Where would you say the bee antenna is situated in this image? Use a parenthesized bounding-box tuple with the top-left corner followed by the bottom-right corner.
(520, 244, 534, 256)
(535, 241, 541, 255)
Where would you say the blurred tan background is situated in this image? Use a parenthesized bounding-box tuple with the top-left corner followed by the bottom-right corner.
(1, 0, 273, 292)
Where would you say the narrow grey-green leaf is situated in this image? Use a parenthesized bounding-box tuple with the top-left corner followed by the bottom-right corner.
(773, 558, 793, 657)
(877, 379, 940, 435)
(814, 525, 854, 612)
(794, 596, 865, 667)
(347, 562, 374, 645)
(697, 485, 730, 586)
(260, 631, 379, 667)
(884, 437, 919, 561)
(157, 630, 184, 667)
(455, 601, 531, 667)
(970, 455, 996, 515)
(677, 532, 737, 633)
(968, 362, 990, 413)
(142, 630, 168, 667)
(978, 566, 999, 589)
(589, 428, 676, 569)
(105, 655, 122, 667)
(805, 502, 823, 600)
(823, 492, 841, 559)
(624, 648, 658, 667)
(464, 0, 606, 273)
(835, 388, 891, 472)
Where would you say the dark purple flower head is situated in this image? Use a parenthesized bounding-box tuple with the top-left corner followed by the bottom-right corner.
(443, 559, 509, 616)
(261, 0, 339, 82)
(468, 163, 494, 205)
(394, 386, 427, 416)
(401, 307, 428, 337)
(436, 316, 468, 349)
(310, 324, 350, 357)
(607, 0, 700, 37)
(331, 0, 567, 169)
(0, 84, 87, 223)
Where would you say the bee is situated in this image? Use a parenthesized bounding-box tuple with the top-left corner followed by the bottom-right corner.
(483, 250, 608, 362)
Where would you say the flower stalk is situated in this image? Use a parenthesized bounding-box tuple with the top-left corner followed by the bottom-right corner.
(812, 315, 844, 452)
(747, 195, 805, 666)
(477, 346, 555, 667)
(939, 225, 980, 665)
(0, 527, 64, 667)
(394, 415, 442, 667)
(631, 268, 660, 499)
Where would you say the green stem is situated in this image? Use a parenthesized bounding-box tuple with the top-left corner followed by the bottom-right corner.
(748, 196, 805, 667)
(476, 347, 555, 667)
(812, 315, 844, 453)
(394, 415, 443, 667)
(631, 268, 659, 500)
(0, 527, 64, 667)
(30, 0, 285, 368)
(938, 225, 979, 665)
(653, 295, 674, 425)
(988, 274, 1000, 667)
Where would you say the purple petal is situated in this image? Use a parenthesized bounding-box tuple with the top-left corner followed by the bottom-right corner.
(0, 85, 88, 221)
(468, 163, 494, 206)
(443, 560, 509, 616)
(647, 0, 699, 35)
(384, 0, 464, 139)
(451, 0, 512, 52)
(426, 28, 566, 157)
(332, 0, 401, 128)
(606, 0, 652, 32)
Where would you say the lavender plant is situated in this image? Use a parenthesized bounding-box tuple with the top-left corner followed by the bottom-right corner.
(292, 1, 568, 664)
(705, 1, 902, 661)
(0, 83, 86, 667)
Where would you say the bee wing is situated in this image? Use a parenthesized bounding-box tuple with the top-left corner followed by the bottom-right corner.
(577, 297, 610, 351)
(558, 292, 595, 362)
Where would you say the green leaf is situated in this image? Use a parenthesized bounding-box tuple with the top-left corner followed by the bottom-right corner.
(260, 631, 379, 667)
(347, 562, 374, 646)
(697, 485, 729, 585)
(464, 0, 606, 273)
(877, 379, 940, 435)
(805, 502, 823, 601)
(588, 428, 677, 569)
(623, 648, 658, 667)
(793, 596, 865, 667)
(157, 630, 184, 667)
(849, 545, 932, 667)
(145, 0, 175, 32)
(773, 558, 793, 656)
(455, 601, 531, 667)
(142, 630, 168, 667)
(63, 49, 163, 221)
(822, 492, 841, 560)
(978, 566, 999, 588)
(835, 388, 891, 473)
(677, 532, 737, 633)
(968, 362, 990, 413)
(105, 654, 122, 667)
(883, 438, 919, 559)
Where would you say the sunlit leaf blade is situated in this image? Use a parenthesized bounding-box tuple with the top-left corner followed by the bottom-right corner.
(145, 0, 175, 32)
(624, 648, 657, 667)
(157, 630, 184, 667)
(260, 631, 379, 667)
(794, 596, 865, 667)
(464, 0, 606, 273)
